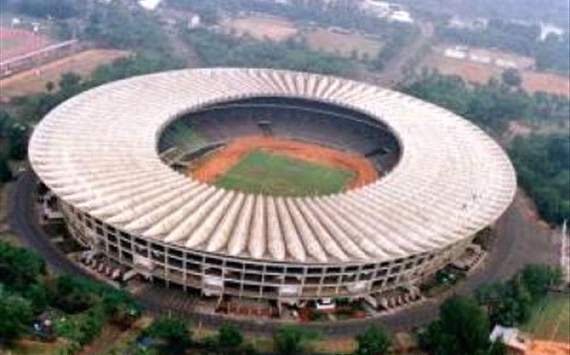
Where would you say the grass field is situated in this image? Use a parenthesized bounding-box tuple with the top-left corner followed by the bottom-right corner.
(222, 15, 298, 41)
(522, 293, 570, 342)
(214, 150, 354, 196)
(305, 28, 383, 60)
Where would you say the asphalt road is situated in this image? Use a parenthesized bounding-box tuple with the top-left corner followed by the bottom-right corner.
(8, 171, 558, 336)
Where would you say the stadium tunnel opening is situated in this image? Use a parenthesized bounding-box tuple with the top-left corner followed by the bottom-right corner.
(157, 96, 402, 195)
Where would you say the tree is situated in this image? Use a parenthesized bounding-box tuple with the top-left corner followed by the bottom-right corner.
(0, 241, 46, 293)
(0, 289, 33, 345)
(355, 325, 391, 355)
(45, 81, 55, 93)
(218, 323, 243, 349)
(144, 316, 192, 354)
(51, 276, 98, 314)
(58, 72, 82, 92)
(502, 69, 522, 87)
(0, 156, 12, 183)
(273, 326, 318, 355)
(489, 339, 508, 355)
(419, 296, 490, 355)
(520, 264, 563, 300)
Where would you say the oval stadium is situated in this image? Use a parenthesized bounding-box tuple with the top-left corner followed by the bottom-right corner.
(28, 68, 517, 305)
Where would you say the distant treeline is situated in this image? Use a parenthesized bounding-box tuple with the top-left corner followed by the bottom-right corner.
(182, 29, 355, 76)
(509, 134, 570, 224)
(402, 70, 570, 132)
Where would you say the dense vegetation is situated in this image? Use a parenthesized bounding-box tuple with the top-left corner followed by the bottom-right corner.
(83, 2, 169, 53)
(419, 265, 563, 355)
(476, 265, 563, 327)
(509, 134, 570, 224)
(0, 241, 140, 348)
(182, 29, 355, 76)
(1, 0, 83, 19)
(0, 110, 28, 162)
(436, 20, 570, 73)
(403, 71, 570, 224)
(402, 70, 569, 131)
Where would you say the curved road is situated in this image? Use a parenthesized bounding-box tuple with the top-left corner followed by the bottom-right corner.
(9, 171, 558, 336)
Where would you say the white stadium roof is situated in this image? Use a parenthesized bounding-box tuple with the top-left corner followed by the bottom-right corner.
(29, 68, 517, 264)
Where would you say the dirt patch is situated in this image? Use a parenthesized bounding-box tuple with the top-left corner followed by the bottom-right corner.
(189, 135, 378, 189)
(222, 15, 298, 41)
(0, 49, 130, 97)
(522, 71, 570, 97)
(305, 28, 383, 59)
(528, 340, 570, 355)
(0, 26, 53, 62)
(424, 54, 569, 96)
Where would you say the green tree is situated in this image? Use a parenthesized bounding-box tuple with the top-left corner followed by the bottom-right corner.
(355, 325, 391, 355)
(0, 156, 12, 183)
(502, 68, 522, 87)
(0, 241, 46, 293)
(520, 264, 563, 300)
(58, 72, 82, 92)
(144, 316, 192, 354)
(273, 326, 318, 355)
(419, 296, 490, 355)
(0, 289, 33, 345)
(218, 323, 244, 349)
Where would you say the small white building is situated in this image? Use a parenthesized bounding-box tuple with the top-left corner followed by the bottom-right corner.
(138, 0, 162, 11)
(495, 58, 518, 69)
(540, 23, 565, 41)
(360, 0, 413, 23)
(444, 47, 467, 60)
(469, 53, 491, 64)
(489, 326, 530, 354)
(188, 14, 201, 29)
(389, 10, 413, 24)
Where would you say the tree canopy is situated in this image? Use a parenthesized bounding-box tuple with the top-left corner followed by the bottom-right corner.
(183, 29, 355, 76)
(355, 325, 392, 355)
(143, 316, 193, 354)
(419, 296, 490, 355)
(273, 326, 319, 355)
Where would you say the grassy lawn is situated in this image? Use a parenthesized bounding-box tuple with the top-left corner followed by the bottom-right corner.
(215, 150, 354, 196)
(522, 293, 570, 342)
(305, 28, 383, 60)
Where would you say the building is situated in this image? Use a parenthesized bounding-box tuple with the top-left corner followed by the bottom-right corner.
(360, 0, 413, 24)
(138, 0, 162, 11)
(28, 68, 516, 306)
(490, 326, 531, 354)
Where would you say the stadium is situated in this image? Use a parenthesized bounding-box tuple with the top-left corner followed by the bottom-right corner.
(29, 68, 516, 306)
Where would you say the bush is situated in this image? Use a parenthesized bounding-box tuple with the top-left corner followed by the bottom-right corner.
(0, 289, 33, 345)
(218, 323, 243, 349)
(355, 326, 391, 355)
(419, 296, 490, 355)
(273, 326, 319, 355)
(143, 316, 192, 354)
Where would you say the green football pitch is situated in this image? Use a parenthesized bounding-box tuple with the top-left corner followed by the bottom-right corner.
(214, 150, 355, 196)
